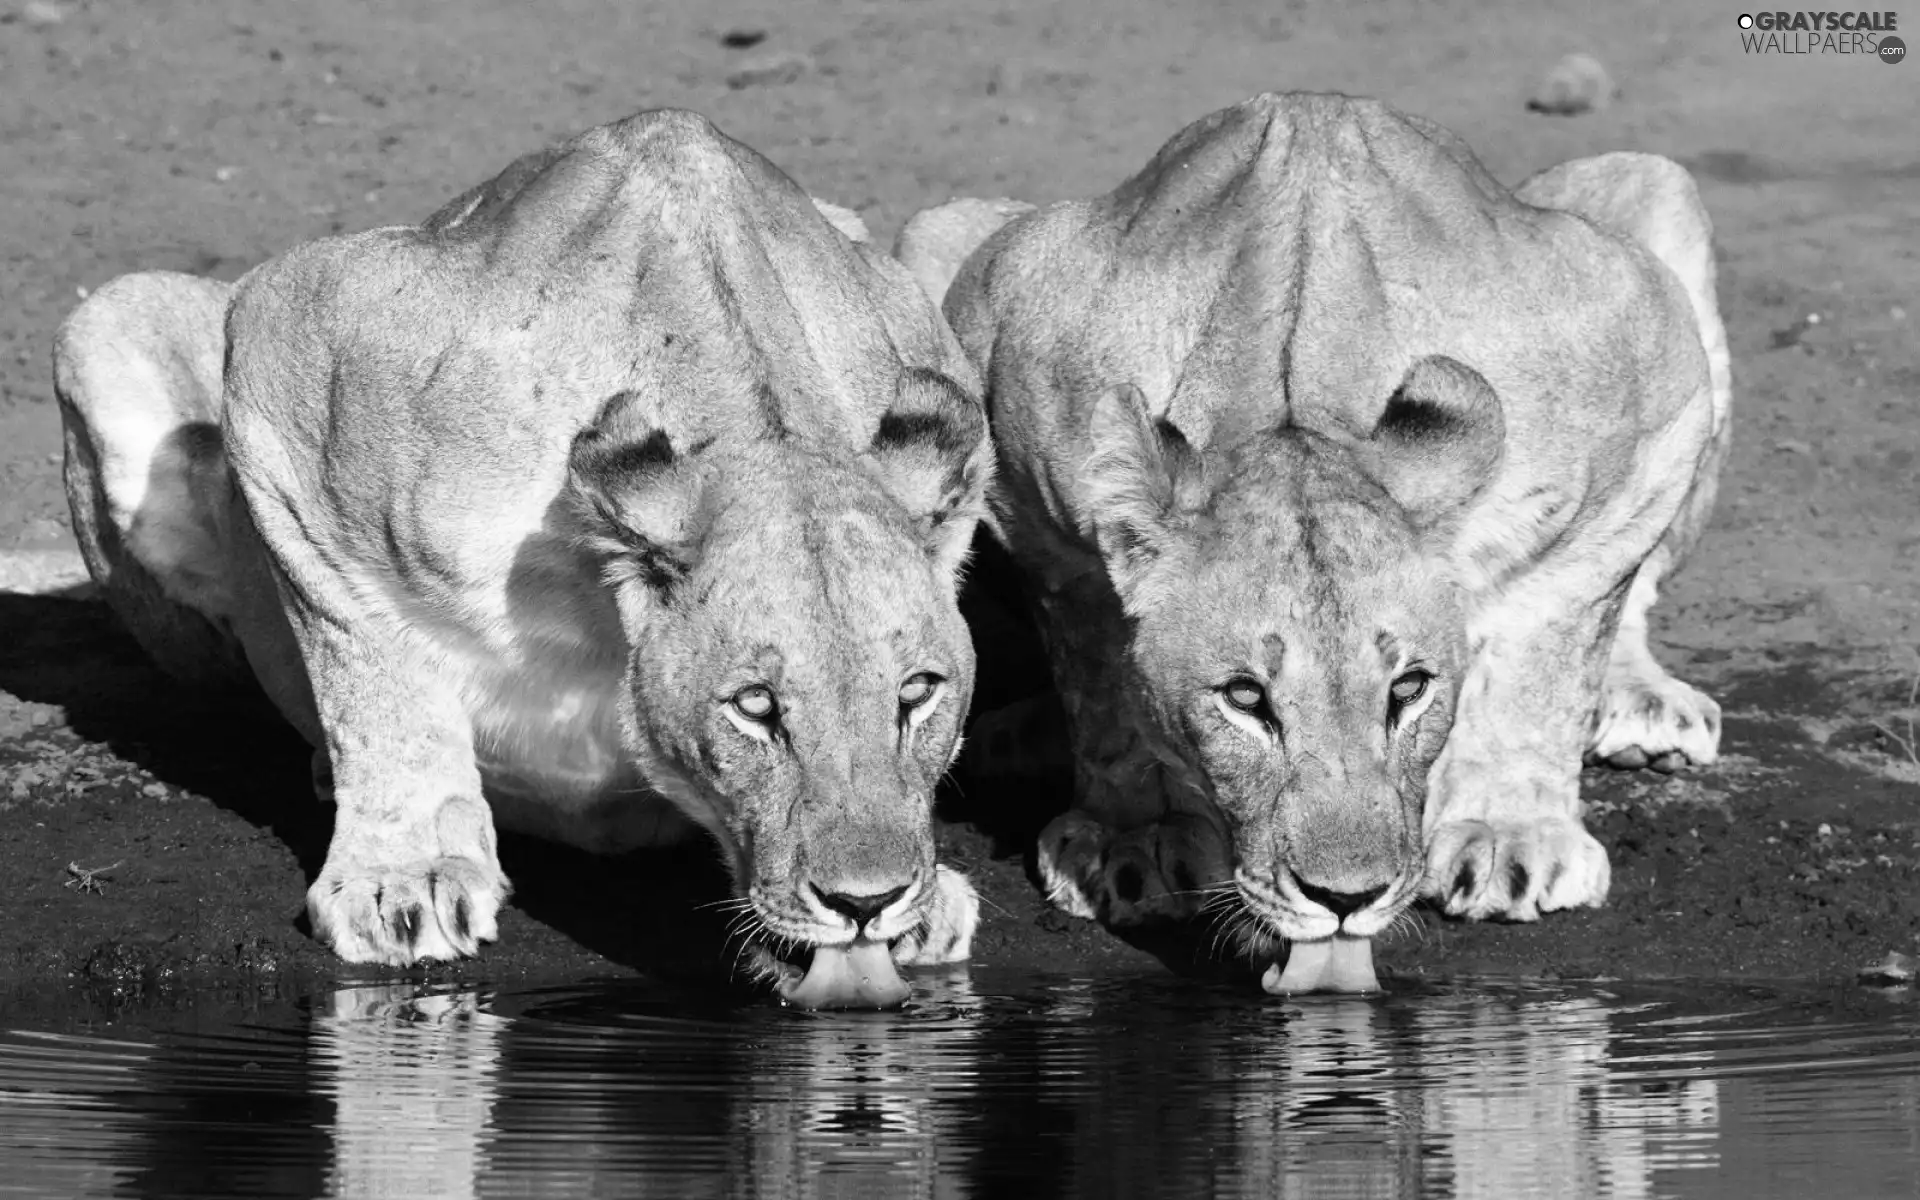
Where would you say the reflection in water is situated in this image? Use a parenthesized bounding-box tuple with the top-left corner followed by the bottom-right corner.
(318, 986, 509, 1200)
(1, 972, 1917, 1198)
(1412, 995, 1719, 1200)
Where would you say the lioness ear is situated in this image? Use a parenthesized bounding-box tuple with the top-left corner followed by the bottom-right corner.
(567, 391, 711, 602)
(1082, 384, 1208, 609)
(893, 197, 1037, 309)
(1513, 152, 1731, 432)
(866, 367, 993, 578)
(1360, 357, 1506, 529)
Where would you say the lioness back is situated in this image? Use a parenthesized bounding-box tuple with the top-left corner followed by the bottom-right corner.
(965, 96, 1706, 534)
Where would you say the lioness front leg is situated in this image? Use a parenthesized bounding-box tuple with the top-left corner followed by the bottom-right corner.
(1026, 578, 1230, 926)
(889, 864, 982, 966)
(1585, 562, 1722, 773)
(1422, 592, 1618, 921)
(301, 628, 509, 966)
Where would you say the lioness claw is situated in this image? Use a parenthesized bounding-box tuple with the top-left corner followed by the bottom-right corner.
(1425, 817, 1611, 922)
(310, 855, 507, 967)
(1036, 809, 1225, 926)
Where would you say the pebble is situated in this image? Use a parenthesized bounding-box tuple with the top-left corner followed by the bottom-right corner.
(20, 1, 67, 28)
(1857, 950, 1915, 985)
(1526, 53, 1615, 116)
(726, 50, 812, 90)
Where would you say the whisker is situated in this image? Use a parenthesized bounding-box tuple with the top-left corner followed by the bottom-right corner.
(972, 891, 1016, 921)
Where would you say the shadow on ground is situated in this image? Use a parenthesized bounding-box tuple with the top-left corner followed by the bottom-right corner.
(3, 583, 1918, 1004)
(0, 591, 748, 993)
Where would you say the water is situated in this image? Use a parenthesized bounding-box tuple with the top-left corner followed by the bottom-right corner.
(2, 971, 1917, 1199)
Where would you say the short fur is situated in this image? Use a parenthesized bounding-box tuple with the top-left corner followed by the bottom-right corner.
(55, 110, 992, 973)
(899, 92, 1730, 946)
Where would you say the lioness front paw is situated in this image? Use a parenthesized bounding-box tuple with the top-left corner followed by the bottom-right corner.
(1423, 817, 1610, 921)
(309, 854, 509, 966)
(891, 865, 980, 966)
(1586, 666, 1721, 773)
(1036, 810, 1226, 926)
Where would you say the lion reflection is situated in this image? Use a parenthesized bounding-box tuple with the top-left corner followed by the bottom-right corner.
(310, 979, 1721, 1198)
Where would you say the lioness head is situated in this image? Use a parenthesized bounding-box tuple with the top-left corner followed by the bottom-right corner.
(568, 370, 990, 1005)
(1081, 356, 1502, 948)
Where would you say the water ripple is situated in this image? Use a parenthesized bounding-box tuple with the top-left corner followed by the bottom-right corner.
(1, 973, 1917, 1198)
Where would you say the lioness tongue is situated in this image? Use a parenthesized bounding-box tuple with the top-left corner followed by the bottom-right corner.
(776, 940, 912, 1010)
(1260, 936, 1380, 996)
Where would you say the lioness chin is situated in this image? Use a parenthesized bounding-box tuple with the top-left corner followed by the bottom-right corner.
(55, 109, 992, 1008)
(901, 91, 1731, 995)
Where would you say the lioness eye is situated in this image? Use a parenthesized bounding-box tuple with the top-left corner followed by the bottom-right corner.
(733, 685, 778, 721)
(899, 673, 941, 708)
(1223, 678, 1267, 714)
(1389, 672, 1430, 707)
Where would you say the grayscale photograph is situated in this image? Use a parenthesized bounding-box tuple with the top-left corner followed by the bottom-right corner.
(0, 0, 1914, 1195)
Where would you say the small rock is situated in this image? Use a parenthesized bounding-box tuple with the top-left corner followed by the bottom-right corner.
(1857, 950, 1915, 986)
(20, 1, 67, 28)
(718, 28, 767, 49)
(1034, 908, 1079, 934)
(1890, 306, 1906, 321)
(1526, 53, 1616, 116)
(726, 50, 811, 90)
(1769, 315, 1815, 349)
(214, 166, 239, 183)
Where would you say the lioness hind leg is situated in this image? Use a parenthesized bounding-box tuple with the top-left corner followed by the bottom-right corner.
(1519, 149, 1734, 778)
(54, 271, 253, 692)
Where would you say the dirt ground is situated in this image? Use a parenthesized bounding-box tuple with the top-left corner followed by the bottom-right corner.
(1, 0, 1917, 1006)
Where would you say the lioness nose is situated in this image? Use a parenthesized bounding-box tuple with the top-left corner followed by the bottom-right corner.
(1292, 874, 1389, 919)
(812, 882, 911, 928)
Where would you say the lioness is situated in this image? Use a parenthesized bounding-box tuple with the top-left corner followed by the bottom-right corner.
(55, 109, 991, 1008)
(899, 92, 1731, 993)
